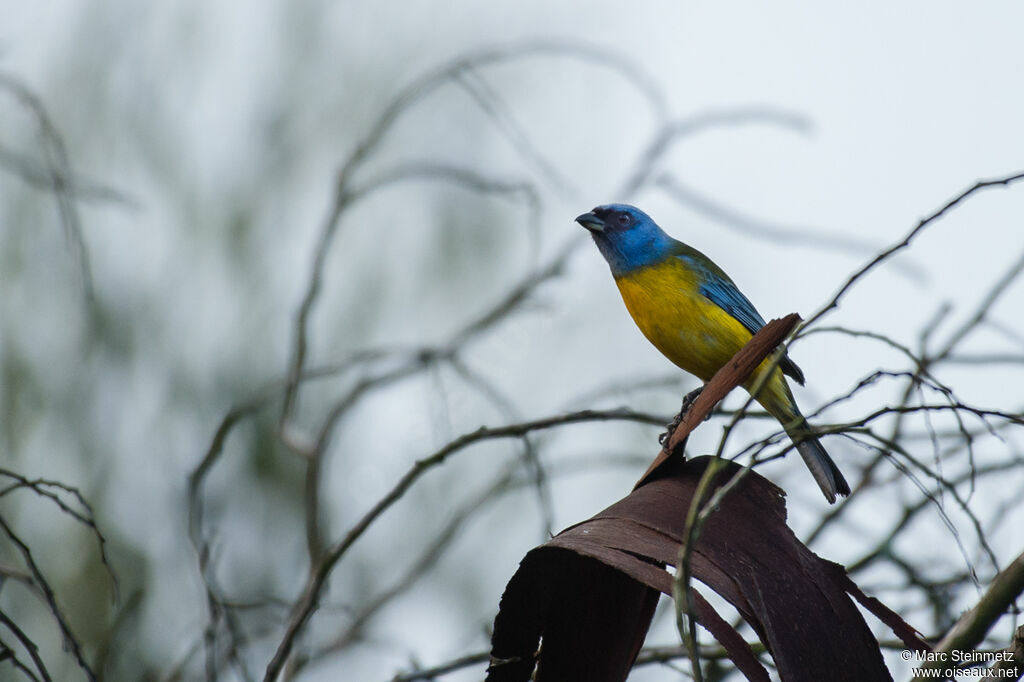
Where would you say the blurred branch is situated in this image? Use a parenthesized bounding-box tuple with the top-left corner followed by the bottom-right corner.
(912, 551, 1024, 680)
(347, 161, 541, 234)
(263, 407, 662, 680)
(448, 357, 556, 536)
(946, 353, 1024, 365)
(291, 463, 525, 675)
(391, 651, 491, 682)
(0, 468, 114, 587)
(454, 66, 577, 196)
(391, 639, 760, 682)
(618, 107, 810, 197)
(985, 625, 1024, 680)
(292, 451, 647, 678)
(0, 516, 96, 681)
(655, 173, 896, 258)
(298, 238, 578, 558)
(0, 72, 94, 301)
(931, 552, 1024, 658)
(0, 146, 138, 207)
(0, 470, 112, 682)
(446, 237, 576, 349)
(280, 40, 668, 425)
(564, 373, 683, 410)
(0, 607, 50, 682)
(190, 233, 580, 672)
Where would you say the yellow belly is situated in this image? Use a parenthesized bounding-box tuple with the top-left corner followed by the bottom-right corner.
(614, 261, 796, 420)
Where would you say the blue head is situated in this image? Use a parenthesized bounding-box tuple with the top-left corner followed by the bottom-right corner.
(575, 204, 675, 276)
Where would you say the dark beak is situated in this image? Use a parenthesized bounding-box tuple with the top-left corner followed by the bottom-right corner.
(575, 211, 605, 233)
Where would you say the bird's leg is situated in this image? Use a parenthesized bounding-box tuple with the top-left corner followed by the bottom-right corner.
(659, 385, 706, 452)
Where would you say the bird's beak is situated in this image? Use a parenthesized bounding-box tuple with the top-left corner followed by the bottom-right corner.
(575, 211, 605, 233)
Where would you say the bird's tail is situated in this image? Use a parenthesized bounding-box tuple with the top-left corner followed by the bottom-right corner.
(789, 419, 850, 504)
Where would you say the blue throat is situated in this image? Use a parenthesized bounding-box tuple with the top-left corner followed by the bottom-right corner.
(592, 226, 675, 277)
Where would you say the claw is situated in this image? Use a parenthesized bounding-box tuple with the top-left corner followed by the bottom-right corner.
(660, 386, 706, 454)
(679, 386, 704, 413)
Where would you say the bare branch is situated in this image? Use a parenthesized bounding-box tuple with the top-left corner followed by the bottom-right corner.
(797, 171, 1024, 334)
(391, 651, 491, 682)
(931, 552, 1024, 660)
(0, 468, 114, 590)
(263, 407, 663, 680)
(0, 607, 51, 682)
(0, 516, 95, 681)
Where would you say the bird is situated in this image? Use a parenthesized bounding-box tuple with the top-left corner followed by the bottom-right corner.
(576, 203, 850, 503)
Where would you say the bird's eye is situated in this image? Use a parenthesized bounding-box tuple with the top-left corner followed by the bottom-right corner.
(617, 213, 631, 227)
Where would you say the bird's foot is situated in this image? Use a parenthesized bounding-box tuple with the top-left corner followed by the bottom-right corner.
(659, 386, 706, 453)
(678, 386, 705, 416)
(657, 417, 681, 448)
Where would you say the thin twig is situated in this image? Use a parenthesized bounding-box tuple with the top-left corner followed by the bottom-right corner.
(797, 171, 1024, 335)
(263, 408, 663, 680)
(0, 516, 95, 681)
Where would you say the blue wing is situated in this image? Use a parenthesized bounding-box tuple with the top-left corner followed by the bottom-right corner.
(676, 252, 806, 385)
(698, 271, 768, 336)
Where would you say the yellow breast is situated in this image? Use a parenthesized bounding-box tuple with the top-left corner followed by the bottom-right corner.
(613, 259, 795, 418)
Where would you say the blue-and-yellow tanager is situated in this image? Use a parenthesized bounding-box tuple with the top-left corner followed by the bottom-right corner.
(577, 204, 850, 503)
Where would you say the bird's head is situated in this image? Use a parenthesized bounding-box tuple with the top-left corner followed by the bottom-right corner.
(575, 204, 674, 275)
